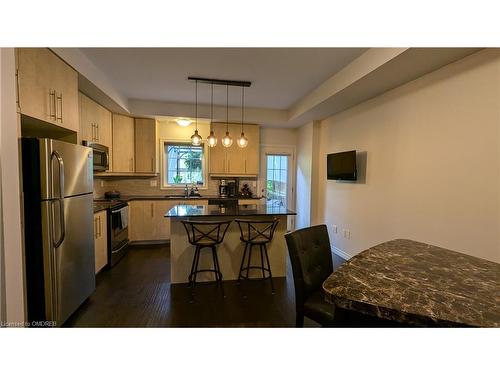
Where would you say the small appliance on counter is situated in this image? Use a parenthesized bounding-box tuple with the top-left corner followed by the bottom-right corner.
(104, 190, 121, 200)
(218, 180, 228, 198)
(227, 180, 237, 198)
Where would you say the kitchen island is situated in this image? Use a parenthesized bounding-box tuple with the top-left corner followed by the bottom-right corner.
(165, 204, 296, 284)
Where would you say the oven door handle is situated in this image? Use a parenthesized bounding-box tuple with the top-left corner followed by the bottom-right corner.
(111, 240, 129, 254)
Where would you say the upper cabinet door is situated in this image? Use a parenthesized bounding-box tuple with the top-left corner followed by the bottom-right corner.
(209, 122, 227, 175)
(17, 48, 78, 132)
(112, 114, 135, 172)
(243, 124, 260, 175)
(226, 123, 245, 174)
(135, 118, 156, 173)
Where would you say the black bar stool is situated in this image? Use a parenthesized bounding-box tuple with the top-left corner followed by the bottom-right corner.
(235, 218, 280, 294)
(181, 220, 232, 296)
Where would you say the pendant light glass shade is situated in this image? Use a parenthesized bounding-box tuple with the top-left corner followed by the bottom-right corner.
(221, 131, 233, 147)
(237, 132, 248, 148)
(207, 130, 217, 147)
(191, 129, 202, 146)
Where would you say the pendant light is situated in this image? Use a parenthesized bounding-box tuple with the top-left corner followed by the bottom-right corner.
(190, 80, 202, 146)
(221, 84, 233, 147)
(206, 82, 217, 147)
(237, 86, 248, 148)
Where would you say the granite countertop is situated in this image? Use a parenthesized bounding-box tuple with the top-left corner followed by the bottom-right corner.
(322, 239, 500, 327)
(95, 195, 264, 202)
(165, 204, 296, 217)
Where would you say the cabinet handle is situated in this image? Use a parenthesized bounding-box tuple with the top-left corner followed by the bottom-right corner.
(245, 159, 247, 173)
(49, 90, 56, 120)
(228, 159, 230, 172)
(15, 68, 20, 112)
(94, 218, 98, 239)
(151, 203, 154, 218)
(96, 123, 99, 142)
(98, 216, 101, 237)
(151, 158, 154, 172)
(56, 93, 63, 122)
(130, 158, 134, 172)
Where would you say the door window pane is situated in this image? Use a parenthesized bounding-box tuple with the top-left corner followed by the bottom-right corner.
(266, 154, 288, 207)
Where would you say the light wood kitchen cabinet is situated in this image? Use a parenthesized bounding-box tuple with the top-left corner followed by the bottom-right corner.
(94, 211, 108, 274)
(208, 122, 227, 174)
(129, 200, 208, 242)
(135, 118, 156, 173)
(112, 114, 135, 172)
(242, 124, 260, 175)
(79, 93, 113, 169)
(17, 48, 79, 132)
(209, 122, 260, 176)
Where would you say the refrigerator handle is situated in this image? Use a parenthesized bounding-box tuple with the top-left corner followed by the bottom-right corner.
(51, 151, 66, 248)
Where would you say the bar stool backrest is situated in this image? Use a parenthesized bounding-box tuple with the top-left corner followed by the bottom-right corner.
(235, 218, 280, 243)
(181, 220, 232, 246)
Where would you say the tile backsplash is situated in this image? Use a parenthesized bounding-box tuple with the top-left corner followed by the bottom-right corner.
(93, 176, 261, 198)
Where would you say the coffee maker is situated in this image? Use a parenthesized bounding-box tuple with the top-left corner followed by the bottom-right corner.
(227, 180, 236, 197)
(218, 180, 228, 198)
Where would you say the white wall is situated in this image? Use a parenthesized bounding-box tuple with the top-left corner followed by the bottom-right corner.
(295, 122, 321, 228)
(316, 49, 500, 263)
(0, 48, 25, 322)
(260, 127, 297, 146)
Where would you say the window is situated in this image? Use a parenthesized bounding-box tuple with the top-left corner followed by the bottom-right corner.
(266, 154, 289, 207)
(161, 142, 206, 188)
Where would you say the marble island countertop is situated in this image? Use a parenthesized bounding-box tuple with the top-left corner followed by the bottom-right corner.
(165, 203, 296, 217)
(322, 239, 500, 327)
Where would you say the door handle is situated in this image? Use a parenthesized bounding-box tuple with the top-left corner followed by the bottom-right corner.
(51, 150, 65, 248)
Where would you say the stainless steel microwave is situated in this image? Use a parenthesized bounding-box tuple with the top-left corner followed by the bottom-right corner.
(82, 141, 109, 171)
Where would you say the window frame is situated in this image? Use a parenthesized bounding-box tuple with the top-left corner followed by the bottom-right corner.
(159, 138, 209, 190)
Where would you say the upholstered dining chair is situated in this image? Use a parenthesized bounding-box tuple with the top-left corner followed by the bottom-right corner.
(285, 224, 336, 327)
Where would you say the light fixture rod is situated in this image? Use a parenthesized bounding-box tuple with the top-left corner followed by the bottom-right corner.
(188, 76, 251, 87)
(241, 86, 244, 132)
(226, 84, 229, 132)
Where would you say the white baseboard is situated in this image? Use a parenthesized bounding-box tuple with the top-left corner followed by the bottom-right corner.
(331, 245, 352, 260)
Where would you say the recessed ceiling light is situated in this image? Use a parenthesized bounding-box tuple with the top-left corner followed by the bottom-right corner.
(176, 118, 192, 127)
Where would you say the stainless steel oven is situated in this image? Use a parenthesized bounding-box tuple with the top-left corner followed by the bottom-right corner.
(82, 141, 109, 171)
(108, 202, 129, 266)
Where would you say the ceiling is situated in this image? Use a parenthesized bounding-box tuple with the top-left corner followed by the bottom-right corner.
(79, 48, 367, 110)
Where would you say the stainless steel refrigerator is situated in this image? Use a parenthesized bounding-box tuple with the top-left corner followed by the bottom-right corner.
(22, 138, 95, 326)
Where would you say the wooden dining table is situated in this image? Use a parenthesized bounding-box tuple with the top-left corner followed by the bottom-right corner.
(322, 239, 500, 327)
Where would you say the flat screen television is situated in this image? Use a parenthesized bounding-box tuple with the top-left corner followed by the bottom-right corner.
(327, 150, 357, 181)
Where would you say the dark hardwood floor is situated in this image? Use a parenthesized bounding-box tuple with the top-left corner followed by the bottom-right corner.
(64, 244, 346, 328)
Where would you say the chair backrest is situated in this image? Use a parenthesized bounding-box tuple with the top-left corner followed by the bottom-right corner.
(181, 220, 232, 246)
(235, 218, 280, 243)
(285, 225, 333, 306)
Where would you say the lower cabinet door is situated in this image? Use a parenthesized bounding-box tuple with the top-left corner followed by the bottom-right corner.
(94, 211, 108, 274)
(129, 201, 156, 241)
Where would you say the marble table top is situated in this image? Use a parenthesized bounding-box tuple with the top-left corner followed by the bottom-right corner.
(322, 239, 500, 327)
